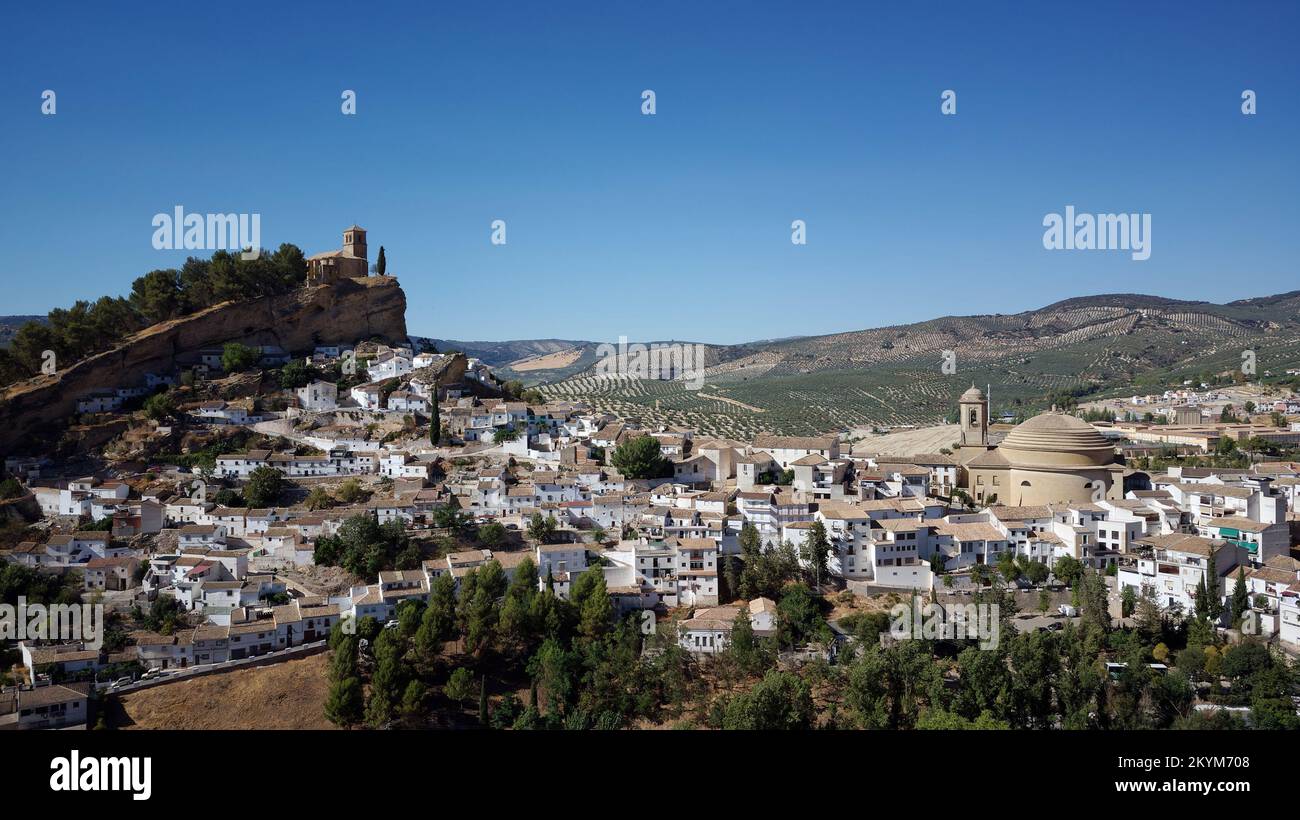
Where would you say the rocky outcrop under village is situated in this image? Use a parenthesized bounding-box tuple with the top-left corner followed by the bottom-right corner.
(0, 276, 407, 453)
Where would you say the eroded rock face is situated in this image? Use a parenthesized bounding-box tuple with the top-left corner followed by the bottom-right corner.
(0, 277, 407, 453)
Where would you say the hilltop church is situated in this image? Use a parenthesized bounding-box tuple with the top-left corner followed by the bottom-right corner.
(955, 385, 1124, 507)
(307, 225, 370, 284)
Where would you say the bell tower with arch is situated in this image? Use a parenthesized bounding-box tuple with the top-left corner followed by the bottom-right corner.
(959, 384, 988, 448)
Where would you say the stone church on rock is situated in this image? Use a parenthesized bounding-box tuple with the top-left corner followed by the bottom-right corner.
(307, 225, 370, 284)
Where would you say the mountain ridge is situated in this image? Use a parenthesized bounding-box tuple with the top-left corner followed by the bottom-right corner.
(524, 288, 1300, 438)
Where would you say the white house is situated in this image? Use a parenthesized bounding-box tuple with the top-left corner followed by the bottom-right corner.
(387, 391, 429, 414)
(75, 390, 123, 414)
(1117, 533, 1244, 617)
(296, 380, 338, 412)
(350, 383, 385, 410)
(367, 351, 413, 382)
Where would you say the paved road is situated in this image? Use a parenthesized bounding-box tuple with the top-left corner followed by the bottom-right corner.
(98, 640, 327, 695)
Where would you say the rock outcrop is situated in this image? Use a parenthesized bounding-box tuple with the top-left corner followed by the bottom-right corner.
(0, 277, 407, 454)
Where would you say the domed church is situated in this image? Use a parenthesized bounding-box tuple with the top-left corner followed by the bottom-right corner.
(954, 386, 1123, 506)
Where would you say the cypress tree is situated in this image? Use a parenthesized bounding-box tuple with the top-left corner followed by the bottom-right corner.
(430, 393, 441, 445)
(1230, 566, 1249, 625)
(1204, 550, 1223, 622)
(376, 246, 387, 276)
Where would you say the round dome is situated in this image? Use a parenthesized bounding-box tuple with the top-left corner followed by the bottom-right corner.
(960, 385, 985, 402)
(998, 412, 1116, 468)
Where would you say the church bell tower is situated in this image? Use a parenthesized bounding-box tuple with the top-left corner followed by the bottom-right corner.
(343, 225, 367, 261)
(959, 384, 988, 448)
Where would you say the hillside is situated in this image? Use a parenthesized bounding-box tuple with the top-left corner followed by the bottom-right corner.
(110, 653, 335, 730)
(424, 337, 711, 385)
(423, 337, 593, 366)
(532, 291, 1300, 438)
(0, 277, 407, 454)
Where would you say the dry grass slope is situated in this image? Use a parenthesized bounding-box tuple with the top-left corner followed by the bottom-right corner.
(113, 653, 335, 730)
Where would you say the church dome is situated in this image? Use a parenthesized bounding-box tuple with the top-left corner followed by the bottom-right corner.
(998, 412, 1115, 468)
(959, 385, 985, 402)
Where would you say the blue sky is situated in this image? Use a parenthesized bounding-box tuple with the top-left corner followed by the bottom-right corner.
(1, 0, 1296, 344)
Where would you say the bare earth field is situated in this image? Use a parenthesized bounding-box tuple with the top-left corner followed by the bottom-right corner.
(509, 348, 583, 372)
(849, 424, 961, 456)
(114, 653, 335, 730)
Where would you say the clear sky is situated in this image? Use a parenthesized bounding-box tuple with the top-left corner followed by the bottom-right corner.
(1, 1, 1296, 344)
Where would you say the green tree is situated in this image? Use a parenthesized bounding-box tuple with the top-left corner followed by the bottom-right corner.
(324, 676, 364, 726)
(526, 511, 557, 544)
(277, 360, 314, 389)
(336, 478, 366, 503)
(1052, 556, 1084, 588)
(1134, 587, 1164, 642)
(221, 342, 260, 372)
(725, 606, 770, 675)
(244, 466, 285, 507)
(305, 486, 334, 511)
(430, 396, 441, 445)
(129, 268, 184, 324)
(463, 562, 505, 654)
(1120, 585, 1137, 618)
(527, 637, 579, 717)
(1230, 566, 1250, 625)
(572, 566, 613, 640)
(996, 553, 1021, 583)
(445, 667, 475, 706)
(493, 426, 519, 444)
(142, 391, 176, 421)
(719, 670, 814, 730)
(478, 521, 507, 547)
(776, 583, 830, 649)
(376, 245, 387, 276)
(417, 572, 459, 656)
(610, 435, 670, 479)
(365, 630, 406, 727)
(800, 521, 831, 588)
(1023, 559, 1049, 585)
(500, 557, 540, 649)
(1078, 569, 1111, 631)
(401, 680, 427, 715)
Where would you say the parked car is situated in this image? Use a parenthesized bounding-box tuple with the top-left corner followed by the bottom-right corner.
(1058, 604, 1078, 617)
(109, 676, 134, 688)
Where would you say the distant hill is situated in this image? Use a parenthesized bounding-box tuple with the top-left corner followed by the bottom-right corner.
(0, 315, 46, 348)
(419, 338, 593, 367)
(418, 337, 715, 385)
(526, 290, 1300, 438)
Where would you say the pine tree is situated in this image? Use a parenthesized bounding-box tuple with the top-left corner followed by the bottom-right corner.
(376, 246, 387, 276)
(479, 675, 489, 725)
(325, 676, 364, 726)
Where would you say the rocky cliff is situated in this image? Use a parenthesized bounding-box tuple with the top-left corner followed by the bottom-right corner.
(0, 276, 407, 454)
